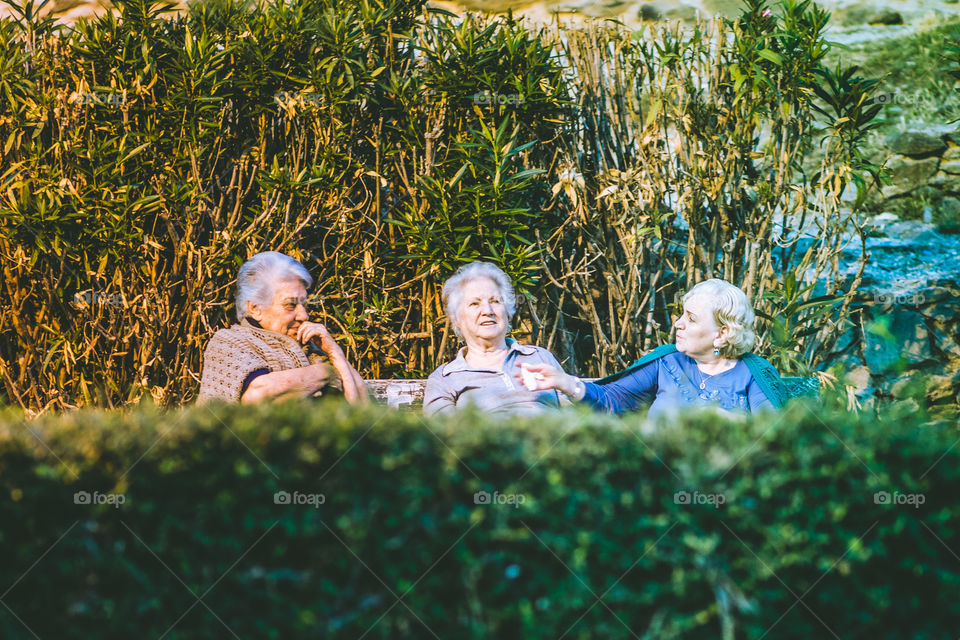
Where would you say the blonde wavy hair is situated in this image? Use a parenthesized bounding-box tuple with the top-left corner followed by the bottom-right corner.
(682, 279, 756, 358)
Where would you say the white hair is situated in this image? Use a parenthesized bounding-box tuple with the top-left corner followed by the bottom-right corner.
(682, 279, 756, 357)
(235, 251, 313, 322)
(442, 261, 517, 339)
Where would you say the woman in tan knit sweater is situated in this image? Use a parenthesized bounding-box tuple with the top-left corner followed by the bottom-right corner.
(198, 252, 368, 404)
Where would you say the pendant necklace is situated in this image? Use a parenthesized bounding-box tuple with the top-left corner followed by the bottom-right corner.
(697, 367, 716, 390)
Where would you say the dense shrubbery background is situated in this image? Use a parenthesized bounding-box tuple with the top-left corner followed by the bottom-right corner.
(0, 401, 956, 638)
(0, 0, 884, 410)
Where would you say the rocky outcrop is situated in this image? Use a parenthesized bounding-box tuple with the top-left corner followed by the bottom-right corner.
(638, 1, 700, 22)
(875, 128, 960, 233)
(869, 10, 904, 26)
(805, 125, 960, 411)
(828, 217, 960, 412)
(886, 131, 947, 158)
(881, 155, 939, 198)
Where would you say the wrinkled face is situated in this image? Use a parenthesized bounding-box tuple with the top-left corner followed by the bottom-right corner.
(249, 278, 309, 339)
(456, 277, 508, 344)
(674, 294, 726, 358)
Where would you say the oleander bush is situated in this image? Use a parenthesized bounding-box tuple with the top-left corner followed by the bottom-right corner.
(0, 0, 884, 411)
(0, 400, 957, 638)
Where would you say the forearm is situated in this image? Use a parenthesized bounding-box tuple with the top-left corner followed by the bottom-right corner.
(580, 381, 617, 412)
(580, 366, 659, 414)
(241, 365, 329, 404)
(351, 369, 369, 403)
(554, 374, 586, 400)
(580, 380, 653, 414)
(330, 356, 368, 404)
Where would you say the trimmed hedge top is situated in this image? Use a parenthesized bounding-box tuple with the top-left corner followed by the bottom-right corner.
(0, 400, 957, 638)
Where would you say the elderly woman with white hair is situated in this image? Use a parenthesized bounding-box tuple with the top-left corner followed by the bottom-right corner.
(523, 279, 788, 415)
(198, 251, 367, 404)
(423, 261, 567, 416)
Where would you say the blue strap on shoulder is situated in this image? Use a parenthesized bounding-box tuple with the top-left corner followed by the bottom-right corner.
(741, 353, 789, 409)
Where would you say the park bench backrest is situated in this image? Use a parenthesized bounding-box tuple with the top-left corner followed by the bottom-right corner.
(367, 376, 820, 410)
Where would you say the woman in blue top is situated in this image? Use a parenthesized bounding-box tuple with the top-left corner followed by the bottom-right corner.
(522, 279, 787, 416)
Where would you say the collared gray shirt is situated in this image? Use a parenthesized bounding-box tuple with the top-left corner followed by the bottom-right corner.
(423, 339, 564, 416)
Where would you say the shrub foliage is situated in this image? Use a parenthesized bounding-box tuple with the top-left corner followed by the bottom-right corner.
(0, 401, 957, 637)
(0, 0, 882, 409)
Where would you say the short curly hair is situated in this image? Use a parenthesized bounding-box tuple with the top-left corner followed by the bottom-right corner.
(235, 252, 313, 322)
(682, 279, 756, 358)
(442, 262, 517, 340)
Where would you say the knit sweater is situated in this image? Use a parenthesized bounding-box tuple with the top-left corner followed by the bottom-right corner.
(198, 319, 324, 403)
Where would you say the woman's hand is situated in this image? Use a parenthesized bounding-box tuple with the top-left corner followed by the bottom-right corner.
(514, 362, 585, 400)
(296, 322, 347, 361)
(295, 321, 369, 406)
(241, 362, 336, 404)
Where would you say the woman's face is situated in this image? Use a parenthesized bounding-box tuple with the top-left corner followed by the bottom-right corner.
(456, 277, 508, 345)
(250, 278, 309, 339)
(674, 294, 727, 358)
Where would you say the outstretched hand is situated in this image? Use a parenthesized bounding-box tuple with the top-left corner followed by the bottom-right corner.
(513, 362, 581, 398)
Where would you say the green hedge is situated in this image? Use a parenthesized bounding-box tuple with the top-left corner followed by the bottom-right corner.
(0, 401, 957, 638)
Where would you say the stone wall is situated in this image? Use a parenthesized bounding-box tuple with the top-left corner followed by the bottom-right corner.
(875, 129, 960, 233)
